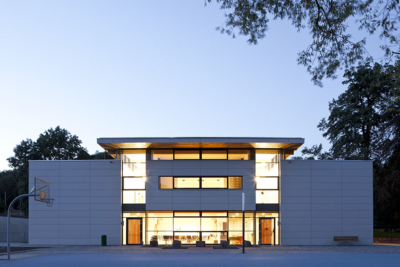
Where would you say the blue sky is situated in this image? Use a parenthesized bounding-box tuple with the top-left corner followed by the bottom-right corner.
(0, 1, 384, 170)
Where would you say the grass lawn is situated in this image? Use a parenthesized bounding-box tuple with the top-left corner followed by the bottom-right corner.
(374, 229, 400, 238)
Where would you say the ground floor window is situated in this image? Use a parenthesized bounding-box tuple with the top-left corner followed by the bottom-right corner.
(122, 211, 279, 245)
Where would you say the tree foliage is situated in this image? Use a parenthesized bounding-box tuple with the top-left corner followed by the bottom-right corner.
(208, 0, 400, 86)
(301, 61, 400, 226)
(0, 170, 18, 213)
(301, 144, 332, 160)
(319, 62, 399, 160)
(5, 127, 91, 214)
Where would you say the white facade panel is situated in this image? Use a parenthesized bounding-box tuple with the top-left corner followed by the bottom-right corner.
(280, 160, 373, 246)
(29, 160, 121, 246)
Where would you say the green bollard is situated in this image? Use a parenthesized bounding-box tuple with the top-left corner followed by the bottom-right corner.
(101, 235, 107, 246)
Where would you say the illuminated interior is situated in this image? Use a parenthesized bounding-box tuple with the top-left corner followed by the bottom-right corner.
(255, 150, 280, 205)
(122, 150, 147, 204)
(160, 176, 242, 189)
(256, 190, 279, 204)
(119, 147, 283, 245)
(123, 211, 279, 245)
(149, 149, 251, 160)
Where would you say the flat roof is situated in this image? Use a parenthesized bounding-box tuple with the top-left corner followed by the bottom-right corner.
(97, 137, 304, 150)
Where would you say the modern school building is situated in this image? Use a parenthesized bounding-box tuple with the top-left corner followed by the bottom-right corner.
(28, 137, 373, 246)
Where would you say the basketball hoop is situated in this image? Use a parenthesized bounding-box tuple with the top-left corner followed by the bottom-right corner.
(45, 198, 55, 207)
(34, 178, 50, 203)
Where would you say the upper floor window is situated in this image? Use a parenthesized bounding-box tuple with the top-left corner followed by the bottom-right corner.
(151, 149, 251, 160)
(124, 177, 146, 190)
(256, 177, 279, 204)
(174, 177, 200, 188)
(201, 177, 227, 188)
(256, 150, 279, 176)
(122, 150, 146, 177)
(174, 150, 200, 160)
(152, 150, 173, 160)
(202, 150, 227, 160)
(256, 177, 278, 190)
(122, 177, 146, 204)
(228, 149, 250, 160)
(228, 176, 242, 189)
(160, 176, 242, 189)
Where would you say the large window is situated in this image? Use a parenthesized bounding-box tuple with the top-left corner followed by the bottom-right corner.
(124, 177, 146, 190)
(201, 177, 227, 188)
(174, 177, 200, 188)
(174, 150, 200, 160)
(228, 176, 242, 189)
(123, 190, 146, 204)
(124, 211, 280, 246)
(159, 176, 173, 189)
(152, 150, 173, 160)
(256, 150, 279, 176)
(160, 176, 242, 189)
(202, 150, 227, 160)
(228, 149, 250, 160)
(142, 211, 257, 245)
(122, 150, 146, 176)
(150, 149, 251, 160)
(122, 150, 146, 204)
(256, 190, 279, 204)
(256, 177, 279, 204)
(256, 177, 278, 190)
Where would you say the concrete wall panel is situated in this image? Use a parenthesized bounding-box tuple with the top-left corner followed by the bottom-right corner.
(29, 160, 121, 246)
(281, 160, 373, 246)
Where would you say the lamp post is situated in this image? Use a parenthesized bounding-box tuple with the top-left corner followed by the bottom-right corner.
(242, 192, 245, 254)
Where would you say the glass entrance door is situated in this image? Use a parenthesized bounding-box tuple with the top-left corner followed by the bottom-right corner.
(259, 218, 274, 245)
(127, 218, 142, 245)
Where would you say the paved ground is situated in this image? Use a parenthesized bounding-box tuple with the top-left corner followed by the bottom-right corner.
(1, 253, 400, 267)
(1, 244, 400, 266)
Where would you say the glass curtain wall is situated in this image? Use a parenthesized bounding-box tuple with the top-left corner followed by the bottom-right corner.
(122, 150, 146, 204)
(255, 150, 280, 205)
(122, 211, 279, 245)
(123, 211, 280, 245)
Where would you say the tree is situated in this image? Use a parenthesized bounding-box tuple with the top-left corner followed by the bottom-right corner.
(301, 144, 332, 160)
(318, 62, 398, 160)
(208, 0, 400, 86)
(301, 61, 400, 226)
(0, 170, 18, 213)
(6, 126, 89, 214)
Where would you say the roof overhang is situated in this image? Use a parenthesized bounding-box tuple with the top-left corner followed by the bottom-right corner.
(97, 137, 304, 151)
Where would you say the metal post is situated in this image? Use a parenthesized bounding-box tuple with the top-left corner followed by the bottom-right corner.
(7, 193, 34, 260)
(242, 192, 245, 254)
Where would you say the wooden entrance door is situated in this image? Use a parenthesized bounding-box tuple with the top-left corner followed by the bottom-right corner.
(260, 218, 274, 245)
(127, 218, 142, 245)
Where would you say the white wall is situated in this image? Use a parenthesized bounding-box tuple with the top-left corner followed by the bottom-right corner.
(29, 160, 121, 245)
(280, 160, 373, 245)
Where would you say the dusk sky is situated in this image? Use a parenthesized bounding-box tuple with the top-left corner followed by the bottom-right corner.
(0, 1, 384, 170)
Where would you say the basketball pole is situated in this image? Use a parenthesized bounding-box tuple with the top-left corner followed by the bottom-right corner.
(7, 193, 34, 260)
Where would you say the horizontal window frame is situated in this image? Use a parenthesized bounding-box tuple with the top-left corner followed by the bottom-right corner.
(159, 176, 243, 190)
(150, 149, 252, 160)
